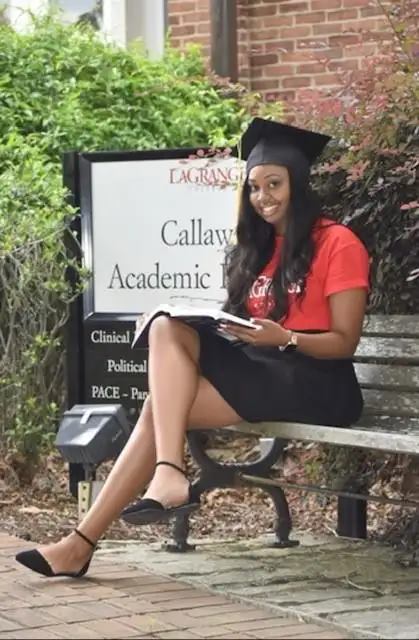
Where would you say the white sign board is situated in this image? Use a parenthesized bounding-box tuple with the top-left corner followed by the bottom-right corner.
(83, 153, 243, 315)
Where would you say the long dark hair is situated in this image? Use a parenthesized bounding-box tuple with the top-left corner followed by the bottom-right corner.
(223, 166, 328, 322)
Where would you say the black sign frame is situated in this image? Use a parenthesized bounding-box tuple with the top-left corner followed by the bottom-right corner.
(63, 147, 213, 492)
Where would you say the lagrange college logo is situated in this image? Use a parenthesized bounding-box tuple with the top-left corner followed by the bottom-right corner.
(169, 164, 243, 189)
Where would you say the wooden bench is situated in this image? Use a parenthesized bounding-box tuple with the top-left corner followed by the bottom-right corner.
(166, 315, 419, 552)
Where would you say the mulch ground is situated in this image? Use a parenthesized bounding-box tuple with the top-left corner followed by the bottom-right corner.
(0, 433, 414, 550)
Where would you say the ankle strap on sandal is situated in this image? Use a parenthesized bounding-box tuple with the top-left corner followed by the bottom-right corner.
(74, 528, 96, 549)
(155, 461, 186, 477)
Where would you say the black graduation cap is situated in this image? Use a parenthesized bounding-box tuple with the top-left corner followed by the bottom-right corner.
(234, 117, 331, 177)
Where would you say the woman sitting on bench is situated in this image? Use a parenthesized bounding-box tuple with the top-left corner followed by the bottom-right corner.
(16, 118, 369, 578)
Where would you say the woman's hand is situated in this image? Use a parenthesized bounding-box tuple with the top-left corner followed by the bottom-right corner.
(219, 318, 290, 347)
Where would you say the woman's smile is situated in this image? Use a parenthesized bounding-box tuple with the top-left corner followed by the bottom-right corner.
(261, 204, 281, 218)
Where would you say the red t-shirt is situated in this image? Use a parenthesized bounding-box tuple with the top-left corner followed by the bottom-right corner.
(246, 218, 370, 331)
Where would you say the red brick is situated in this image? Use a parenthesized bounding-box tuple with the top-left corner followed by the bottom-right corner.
(345, 42, 377, 56)
(42, 624, 103, 639)
(252, 79, 280, 90)
(296, 11, 326, 23)
(283, 76, 312, 88)
(0, 617, 20, 633)
(301, 631, 346, 638)
(248, 39, 262, 51)
(181, 11, 209, 24)
(168, 15, 181, 25)
(297, 62, 328, 73)
(208, 634, 255, 639)
(226, 618, 301, 633)
(157, 631, 201, 639)
(251, 53, 278, 66)
(280, 26, 311, 38)
(313, 73, 341, 85)
(328, 8, 358, 20)
(329, 34, 362, 46)
(170, 1, 196, 13)
(344, 18, 383, 32)
(280, 2, 309, 13)
(362, 30, 391, 42)
(116, 613, 176, 634)
(343, 0, 369, 6)
(264, 64, 296, 76)
(328, 58, 359, 70)
(250, 28, 282, 40)
(187, 604, 254, 618)
(9, 629, 64, 639)
(197, 22, 210, 34)
(311, 0, 341, 8)
(199, 42, 210, 53)
(282, 51, 314, 62)
(192, 625, 241, 638)
(80, 619, 141, 638)
(360, 5, 383, 17)
(162, 609, 275, 628)
(313, 23, 344, 35)
(1, 608, 59, 628)
(250, 66, 264, 78)
(298, 37, 330, 49)
(265, 41, 294, 53)
(266, 16, 294, 27)
(170, 24, 196, 36)
(261, 624, 335, 638)
(249, 5, 279, 17)
(319, 46, 344, 58)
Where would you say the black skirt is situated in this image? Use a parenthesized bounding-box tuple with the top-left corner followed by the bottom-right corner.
(197, 328, 363, 427)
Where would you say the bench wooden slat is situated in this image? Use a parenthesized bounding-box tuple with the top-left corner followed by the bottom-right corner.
(355, 337, 419, 364)
(234, 417, 419, 455)
(363, 389, 419, 417)
(362, 315, 419, 338)
(356, 414, 419, 434)
(355, 363, 419, 392)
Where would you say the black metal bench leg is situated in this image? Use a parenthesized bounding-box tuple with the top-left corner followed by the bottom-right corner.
(164, 513, 196, 553)
(263, 485, 299, 548)
(337, 494, 367, 539)
(162, 433, 300, 552)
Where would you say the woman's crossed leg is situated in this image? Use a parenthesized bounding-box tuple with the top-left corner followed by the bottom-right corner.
(27, 318, 241, 575)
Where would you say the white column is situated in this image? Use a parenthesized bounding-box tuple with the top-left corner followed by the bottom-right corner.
(126, 0, 165, 59)
(102, 0, 127, 47)
(102, 0, 165, 58)
(7, 0, 48, 31)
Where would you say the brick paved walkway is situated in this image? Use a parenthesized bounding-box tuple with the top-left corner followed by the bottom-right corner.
(0, 533, 345, 639)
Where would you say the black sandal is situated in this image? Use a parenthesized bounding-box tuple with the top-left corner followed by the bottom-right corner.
(15, 529, 97, 578)
(121, 461, 200, 525)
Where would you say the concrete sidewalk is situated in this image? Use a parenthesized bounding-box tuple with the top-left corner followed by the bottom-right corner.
(97, 532, 419, 640)
(0, 532, 344, 639)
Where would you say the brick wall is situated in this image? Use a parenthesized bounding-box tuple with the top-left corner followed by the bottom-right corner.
(167, 0, 211, 58)
(167, 0, 390, 104)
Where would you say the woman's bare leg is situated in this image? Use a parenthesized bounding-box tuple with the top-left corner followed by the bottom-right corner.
(142, 318, 240, 508)
(20, 321, 240, 574)
(34, 397, 157, 573)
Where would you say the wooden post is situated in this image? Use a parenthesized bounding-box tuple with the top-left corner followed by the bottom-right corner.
(210, 0, 238, 82)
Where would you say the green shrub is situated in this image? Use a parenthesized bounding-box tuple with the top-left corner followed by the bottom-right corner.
(0, 134, 76, 463)
(0, 12, 264, 157)
(0, 12, 281, 470)
(293, 0, 418, 313)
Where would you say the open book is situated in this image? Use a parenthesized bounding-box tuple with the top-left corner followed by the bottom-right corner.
(131, 303, 259, 348)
